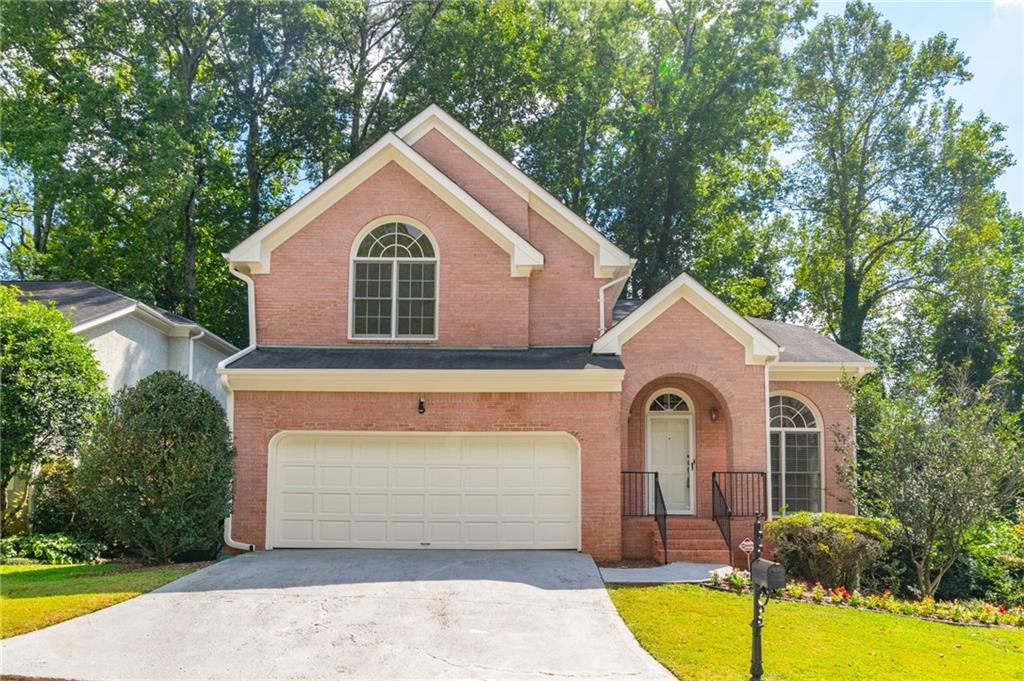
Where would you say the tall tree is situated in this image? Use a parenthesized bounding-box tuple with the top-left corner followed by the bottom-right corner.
(603, 0, 811, 315)
(788, 0, 1012, 353)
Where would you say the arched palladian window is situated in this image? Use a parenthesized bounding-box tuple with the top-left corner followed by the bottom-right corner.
(769, 395, 822, 515)
(648, 392, 690, 412)
(351, 221, 437, 338)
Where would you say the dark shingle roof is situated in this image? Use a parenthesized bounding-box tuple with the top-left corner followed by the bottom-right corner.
(612, 299, 645, 324)
(745, 317, 870, 364)
(4, 280, 135, 326)
(228, 345, 624, 371)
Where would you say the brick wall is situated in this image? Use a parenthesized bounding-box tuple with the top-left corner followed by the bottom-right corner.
(231, 390, 624, 560)
(253, 161, 529, 346)
(769, 380, 855, 514)
(619, 294, 768, 476)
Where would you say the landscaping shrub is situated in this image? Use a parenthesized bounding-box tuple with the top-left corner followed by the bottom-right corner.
(766, 512, 896, 589)
(29, 460, 89, 534)
(937, 510, 1024, 606)
(76, 371, 235, 564)
(0, 533, 105, 564)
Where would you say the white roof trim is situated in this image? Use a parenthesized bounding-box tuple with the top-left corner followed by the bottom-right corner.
(75, 302, 236, 354)
(397, 105, 632, 278)
(591, 272, 780, 363)
(769, 361, 876, 382)
(219, 367, 624, 393)
(227, 132, 543, 277)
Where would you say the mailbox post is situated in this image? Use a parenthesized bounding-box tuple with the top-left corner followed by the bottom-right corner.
(749, 512, 785, 681)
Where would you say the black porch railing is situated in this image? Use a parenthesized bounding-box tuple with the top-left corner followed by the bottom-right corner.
(621, 471, 668, 564)
(711, 471, 767, 551)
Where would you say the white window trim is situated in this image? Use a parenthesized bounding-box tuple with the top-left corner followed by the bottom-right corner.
(645, 389, 697, 516)
(768, 391, 825, 517)
(348, 217, 440, 342)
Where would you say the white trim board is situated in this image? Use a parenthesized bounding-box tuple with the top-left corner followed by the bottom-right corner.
(591, 272, 780, 363)
(397, 105, 633, 279)
(219, 367, 625, 393)
(227, 132, 543, 277)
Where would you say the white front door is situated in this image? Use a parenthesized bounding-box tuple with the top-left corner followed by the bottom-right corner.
(647, 416, 694, 513)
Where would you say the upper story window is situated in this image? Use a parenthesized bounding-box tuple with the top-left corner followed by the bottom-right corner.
(351, 221, 437, 339)
(769, 394, 822, 515)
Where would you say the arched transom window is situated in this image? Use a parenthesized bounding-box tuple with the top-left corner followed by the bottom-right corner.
(351, 222, 437, 338)
(649, 393, 690, 412)
(769, 395, 822, 515)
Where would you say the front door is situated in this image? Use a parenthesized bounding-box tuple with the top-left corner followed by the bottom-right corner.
(647, 415, 694, 513)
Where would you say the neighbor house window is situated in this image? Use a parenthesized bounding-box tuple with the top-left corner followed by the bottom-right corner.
(351, 222, 437, 338)
(769, 395, 822, 515)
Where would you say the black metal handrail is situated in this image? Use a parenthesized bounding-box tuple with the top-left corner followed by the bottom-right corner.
(621, 471, 668, 564)
(711, 471, 767, 550)
(711, 473, 732, 553)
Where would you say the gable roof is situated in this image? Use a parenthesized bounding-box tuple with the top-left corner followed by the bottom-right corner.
(396, 105, 633, 278)
(226, 130, 543, 277)
(745, 317, 873, 366)
(593, 273, 780, 363)
(5, 280, 236, 354)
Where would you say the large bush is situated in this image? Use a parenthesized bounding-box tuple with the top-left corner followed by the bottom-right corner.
(766, 512, 895, 589)
(0, 285, 107, 524)
(77, 371, 235, 564)
(937, 509, 1024, 606)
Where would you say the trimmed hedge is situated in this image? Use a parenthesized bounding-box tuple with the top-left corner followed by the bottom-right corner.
(766, 512, 896, 589)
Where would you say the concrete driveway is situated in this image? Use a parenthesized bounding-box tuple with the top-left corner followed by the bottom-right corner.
(2, 550, 671, 680)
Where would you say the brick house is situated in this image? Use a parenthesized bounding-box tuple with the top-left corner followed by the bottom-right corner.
(218, 105, 872, 565)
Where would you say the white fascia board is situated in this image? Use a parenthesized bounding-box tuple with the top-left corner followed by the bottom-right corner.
(71, 305, 137, 333)
(769, 361, 876, 382)
(227, 132, 542, 277)
(218, 367, 624, 393)
(397, 105, 632, 278)
(591, 272, 780, 363)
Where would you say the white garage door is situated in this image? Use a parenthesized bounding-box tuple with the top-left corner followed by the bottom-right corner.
(268, 432, 579, 550)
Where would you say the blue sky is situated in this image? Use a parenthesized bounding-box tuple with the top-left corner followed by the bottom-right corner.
(819, 1, 1023, 210)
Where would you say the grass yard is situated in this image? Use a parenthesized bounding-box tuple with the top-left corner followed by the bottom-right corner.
(1, 562, 200, 638)
(609, 584, 1024, 681)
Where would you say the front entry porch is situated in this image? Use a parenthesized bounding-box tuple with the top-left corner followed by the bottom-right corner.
(620, 470, 766, 566)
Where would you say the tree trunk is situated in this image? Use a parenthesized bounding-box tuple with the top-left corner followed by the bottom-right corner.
(838, 257, 866, 353)
(31, 187, 54, 254)
(246, 109, 262, 234)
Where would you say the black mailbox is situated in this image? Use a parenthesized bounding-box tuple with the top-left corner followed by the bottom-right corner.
(751, 558, 786, 589)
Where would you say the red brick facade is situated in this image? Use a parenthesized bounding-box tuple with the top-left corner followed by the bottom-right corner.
(228, 120, 858, 562)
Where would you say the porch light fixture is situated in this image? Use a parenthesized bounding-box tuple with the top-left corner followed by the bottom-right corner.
(418, 394, 426, 414)
(709, 407, 719, 422)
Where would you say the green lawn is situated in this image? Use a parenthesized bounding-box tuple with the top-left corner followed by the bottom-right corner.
(1, 562, 199, 638)
(609, 584, 1024, 681)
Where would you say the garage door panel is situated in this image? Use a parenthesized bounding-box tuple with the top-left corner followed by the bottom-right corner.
(319, 493, 351, 514)
(271, 433, 578, 550)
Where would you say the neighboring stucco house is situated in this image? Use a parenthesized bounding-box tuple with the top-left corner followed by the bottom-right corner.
(9, 281, 236, 407)
(218, 105, 873, 565)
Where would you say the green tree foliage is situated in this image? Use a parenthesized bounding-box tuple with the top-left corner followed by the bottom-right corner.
(788, 0, 1013, 353)
(844, 368, 1024, 596)
(76, 371, 236, 564)
(0, 285, 106, 522)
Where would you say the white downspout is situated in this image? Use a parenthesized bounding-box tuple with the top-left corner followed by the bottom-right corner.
(220, 371, 254, 552)
(598, 272, 632, 336)
(763, 356, 778, 518)
(223, 260, 258, 552)
(187, 330, 204, 381)
(229, 262, 257, 347)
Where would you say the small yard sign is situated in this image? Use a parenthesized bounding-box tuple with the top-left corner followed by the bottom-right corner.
(739, 537, 754, 555)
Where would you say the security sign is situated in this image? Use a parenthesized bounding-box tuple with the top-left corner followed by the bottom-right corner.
(739, 537, 755, 555)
